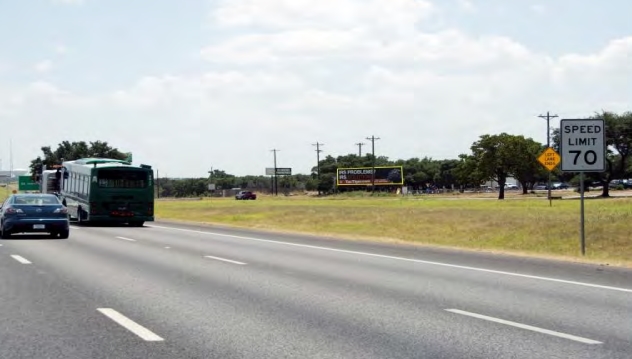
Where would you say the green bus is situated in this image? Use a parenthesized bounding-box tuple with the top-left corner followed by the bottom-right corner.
(58, 158, 154, 226)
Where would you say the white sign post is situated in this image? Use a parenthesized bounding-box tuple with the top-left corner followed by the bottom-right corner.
(560, 118, 606, 256)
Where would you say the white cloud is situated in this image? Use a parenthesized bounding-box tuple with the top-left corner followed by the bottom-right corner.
(0, 61, 9, 75)
(530, 4, 546, 14)
(203, 28, 536, 75)
(54, 44, 68, 55)
(34, 60, 53, 73)
(2, 0, 632, 177)
(52, 0, 84, 4)
(212, 0, 435, 32)
(458, 0, 476, 13)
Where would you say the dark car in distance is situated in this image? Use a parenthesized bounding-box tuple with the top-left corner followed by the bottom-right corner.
(0, 193, 70, 239)
(235, 191, 257, 200)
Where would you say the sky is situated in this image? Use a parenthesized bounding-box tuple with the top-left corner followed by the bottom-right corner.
(0, 0, 631, 177)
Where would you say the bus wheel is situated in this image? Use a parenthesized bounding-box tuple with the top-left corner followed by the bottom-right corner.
(77, 208, 86, 225)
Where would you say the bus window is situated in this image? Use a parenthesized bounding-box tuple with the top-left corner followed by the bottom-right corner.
(97, 170, 148, 188)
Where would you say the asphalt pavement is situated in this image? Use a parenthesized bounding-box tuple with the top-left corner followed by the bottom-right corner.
(1, 221, 631, 358)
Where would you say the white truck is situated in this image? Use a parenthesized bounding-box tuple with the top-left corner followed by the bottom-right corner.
(40, 169, 61, 194)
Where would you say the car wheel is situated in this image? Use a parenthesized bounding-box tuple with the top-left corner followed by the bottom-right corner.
(1, 227, 11, 239)
(58, 230, 69, 239)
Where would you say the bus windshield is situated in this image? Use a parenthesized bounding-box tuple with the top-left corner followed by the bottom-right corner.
(97, 169, 148, 188)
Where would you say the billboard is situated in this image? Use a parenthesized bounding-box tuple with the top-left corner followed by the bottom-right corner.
(265, 168, 292, 175)
(336, 166, 404, 186)
(275, 168, 292, 175)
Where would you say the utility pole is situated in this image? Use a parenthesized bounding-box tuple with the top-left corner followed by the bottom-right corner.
(312, 142, 324, 194)
(366, 135, 380, 193)
(271, 149, 279, 196)
(9, 138, 13, 180)
(207, 167, 213, 198)
(538, 111, 558, 206)
(355, 142, 365, 157)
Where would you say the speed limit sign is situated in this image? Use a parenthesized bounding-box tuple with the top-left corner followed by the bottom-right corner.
(560, 119, 606, 172)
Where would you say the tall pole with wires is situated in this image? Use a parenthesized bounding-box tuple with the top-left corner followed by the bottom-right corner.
(539, 111, 558, 206)
(355, 142, 365, 157)
(366, 135, 380, 193)
(271, 149, 279, 196)
(312, 142, 323, 195)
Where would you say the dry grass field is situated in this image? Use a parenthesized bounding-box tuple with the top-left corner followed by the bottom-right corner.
(155, 191, 632, 267)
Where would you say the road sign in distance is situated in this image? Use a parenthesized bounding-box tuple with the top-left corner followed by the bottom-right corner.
(275, 168, 292, 175)
(560, 119, 606, 172)
(265, 168, 275, 176)
(537, 147, 561, 171)
(18, 176, 39, 191)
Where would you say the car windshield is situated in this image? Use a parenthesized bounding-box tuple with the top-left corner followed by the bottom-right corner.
(13, 195, 60, 205)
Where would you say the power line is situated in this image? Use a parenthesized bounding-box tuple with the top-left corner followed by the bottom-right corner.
(365, 135, 380, 193)
(270, 149, 280, 196)
(538, 111, 559, 206)
(312, 142, 324, 194)
(355, 142, 365, 157)
(538, 111, 558, 148)
(9, 138, 13, 179)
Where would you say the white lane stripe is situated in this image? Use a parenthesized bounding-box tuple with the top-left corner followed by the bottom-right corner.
(147, 224, 632, 293)
(0, 244, 3, 246)
(116, 236, 136, 242)
(204, 255, 246, 265)
(164, 246, 171, 249)
(445, 309, 602, 345)
(11, 255, 31, 264)
(97, 308, 164, 341)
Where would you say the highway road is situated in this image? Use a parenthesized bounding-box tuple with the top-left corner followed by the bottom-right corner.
(1, 221, 631, 359)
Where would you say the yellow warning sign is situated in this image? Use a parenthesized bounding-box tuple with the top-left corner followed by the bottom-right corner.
(538, 147, 561, 171)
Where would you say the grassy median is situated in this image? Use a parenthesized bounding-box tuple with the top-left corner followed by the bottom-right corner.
(155, 194, 632, 267)
(0, 183, 16, 201)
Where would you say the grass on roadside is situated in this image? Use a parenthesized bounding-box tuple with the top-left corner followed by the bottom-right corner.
(155, 195, 632, 267)
(0, 183, 16, 202)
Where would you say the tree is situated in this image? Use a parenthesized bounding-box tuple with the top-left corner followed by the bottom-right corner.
(454, 154, 486, 189)
(437, 159, 461, 189)
(508, 136, 547, 194)
(605, 111, 632, 179)
(468, 133, 521, 200)
(29, 141, 128, 179)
